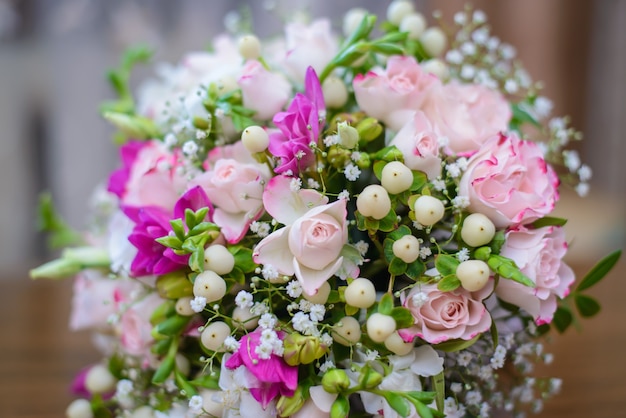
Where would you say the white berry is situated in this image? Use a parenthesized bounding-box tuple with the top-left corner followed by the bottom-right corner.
(344, 278, 377, 308)
(381, 161, 413, 194)
(461, 213, 496, 247)
(384, 331, 414, 355)
(421, 58, 449, 79)
(241, 125, 269, 153)
(343, 8, 368, 37)
(130, 406, 155, 418)
(232, 306, 259, 330)
(193, 270, 227, 303)
(204, 244, 235, 275)
(323, 76, 349, 109)
(85, 364, 116, 394)
(392, 235, 420, 263)
(357, 184, 391, 220)
(400, 13, 427, 40)
(238, 35, 261, 60)
(66, 399, 94, 418)
(200, 389, 225, 417)
(413, 195, 445, 226)
(200, 321, 231, 352)
(175, 296, 195, 316)
(303, 281, 331, 304)
(420, 27, 447, 57)
(456, 260, 490, 292)
(387, 0, 415, 25)
(332, 316, 362, 346)
(366, 313, 396, 343)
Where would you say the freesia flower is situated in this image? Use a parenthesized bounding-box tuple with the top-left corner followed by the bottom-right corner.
(253, 175, 351, 296)
(268, 67, 325, 176)
(124, 186, 212, 277)
(225, 330, 298, 409)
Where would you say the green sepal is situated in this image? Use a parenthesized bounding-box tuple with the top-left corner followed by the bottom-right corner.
(575, 294, 601, 317)
(531, 216, 568, 229)
(389, 257, 407, 276)
(487, 254, 534, 287)
(405, 260, 425, 280)
(383, 392, 411, 417)
(489, 230, 506, 255)
(156, 235, 183, 249)
(373, 160, 386, 181)
(433, 334, 480, 352)
(170, 219, 186, 241)
(576, 250, 621, 292)
(330, 394, 350, 418)
(552, 306, 573, 333)
(189, 247, 205, 273)
(410, 170, 428, 192)
(378, 209, 398, 232)
(378, 293, 394, 315)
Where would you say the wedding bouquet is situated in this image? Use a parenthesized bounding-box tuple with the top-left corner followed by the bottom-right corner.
(31, 2, 620, 417)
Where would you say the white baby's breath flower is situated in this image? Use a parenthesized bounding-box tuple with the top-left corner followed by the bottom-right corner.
(452, 195, 470, 209)
(261, 264, 279, 281)
(307, 178, 320, 189)
(309, 304, 326, 322)
(432, 178, 446, 191)
(344, 163, 361, 181)
(337, 189, 350, 201)
(324, 134, 339, 147)
(182, 140, 198, 156)
(258, 313, 277, 329)
(355, 240, 369, 256)
(290, 177, 302, 192)
(188, 395, 204, 413)
(456, 248, 470, 262)
(286, 281, 303, 298)
(190, 296, 207, 313)
(223, 336, 240, 352)
(235, 291, 254, 309)
(578, 164, 592, 182)
(419, 246, 432, 259)
(411, 291, 429, 308)
(319, 359, 335, 372)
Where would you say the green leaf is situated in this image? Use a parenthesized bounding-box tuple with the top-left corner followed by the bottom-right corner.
(437, 275, 460, 292)
(345, 303, 360, 316)
(231, 246, 257, 273)
(432, 371, 445, 413)
(189, 373, 220, 390)
(370, 42, 405, 55)
(488, 255, 534, 287)
(36, 192, 83, 249)
(576, 250, 622, 292)
(552, 306, 573, 333)
(227, 266, 246, 286)
(434, 254, 459, 276)
(194, 207, 210, 225)
(489, 230, 506, 255)
(389, 224, 412, 241)
(405, 391, 437, 404)
(155, 235, 183, 249)
(413, 400, 435, 418)
(433, 334, 480, 352)
(390, 307, 414, 329)
(154, 315, 191, 337)
(405, 260, 425, 280)
(378, 209, 398, 232)
(189, 248, 205, 273)
(175, 370, 198, 397)
(373, 160, 387, 181)
(383, 392, 411, 417)
(575, 294, 601, 317)
(185, 208, 197, 230)
(152, 339, 178, 384)
(378, 293, 395, 315)
(531, 216, 568, 228)
(410, 170, 428, 192)
(511, 102, 541, 128)
(170, 219, 186, 241)
(389, 257, 408, 276)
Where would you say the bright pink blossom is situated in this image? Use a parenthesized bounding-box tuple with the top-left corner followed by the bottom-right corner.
(225, 330, 298, 409)
(269, 67, 325, 176)
(400, 281, 493, 344)
(496, 225, 575, 325)
(458, 133, 560, 228)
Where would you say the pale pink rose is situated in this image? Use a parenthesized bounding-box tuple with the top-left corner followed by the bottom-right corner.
(389, 111, 442, 179)
(400, 281, 493, 344)
(496, 226, 575, 325)
(120, 292, 164, 358)
(283, 19, 338, 82)
(193, 142, 270, 243)
(458, 133, 560, 228)
(420, 81, 511, 154)
(109, 140, 187, 211)
(353, 56, 439, 131)
(70, 271, 142, 331)
(238, 60, 292, 120)
(253, 176, 349, 296)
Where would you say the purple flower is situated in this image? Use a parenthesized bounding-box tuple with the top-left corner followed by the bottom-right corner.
(124, 186, 213, 277)
(107, 140, 145, 198)
(225, 330, 298, 409)
(269, 67, 325, 175)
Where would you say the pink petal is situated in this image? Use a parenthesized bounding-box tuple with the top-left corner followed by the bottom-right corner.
(262, 175, 328, 225)
(213, 209, 251, 244)
(294, 256, 343, 296)
(253, 227, 295, 276)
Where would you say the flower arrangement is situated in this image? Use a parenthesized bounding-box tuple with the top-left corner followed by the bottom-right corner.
(31, 2, 621, 418)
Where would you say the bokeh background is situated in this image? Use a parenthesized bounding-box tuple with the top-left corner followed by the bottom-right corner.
(0, 0, 624, 417)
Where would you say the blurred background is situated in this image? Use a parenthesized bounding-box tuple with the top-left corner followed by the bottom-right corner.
(0, 0, 624, 416)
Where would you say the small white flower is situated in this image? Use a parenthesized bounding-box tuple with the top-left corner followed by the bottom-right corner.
(290, 177, 302, 192)
(454, 11, 467, 25)
(258, 313, 277, 329)
(337, 189, 350, 201)
(324, 134, 339, 147)
(432, 178, 446, 191)
(251, 302, 269, 315)
(364, 349, 379, 361)
(504, 79, 518, 94)
(466, 390, 482, 406)
(473, 10, 487, 24)
(575, 182, 590, 197)
(446, 49, 463, 65)
(450, 382, 463, 393)
(298, 299, 313, 313)
(437, 135, 450, 148)
(320, 333, 333, 347)
(534, 96, 553, 119)
(452, 195, 470, 209)
(261, 264, 279, 281)
(419, 246, 432, 259)
(460, 42, 477, 56)
(490, 345, 507, 369)
(235, 291, 254, 309)
(355, 240, 369, 256)
(188, 395, 204, 413)
(250, 221, 270, 238)
(456, 248, 470, 262)
(164, 133, 178, 147)
(190, 296, 207, 313)
(472, 27, 489, 44)
(350, 151, 362, 162)
(562, 150, 581, 172)
(578, 164, 592, 182)
(411, 291, 429, 308)
(446, 163, 461, 178)
(195, 130, 207, 140)
(255, 342, 274, 360)
(319, 359, 335, 372)
(292, 311, 312, 333)
(182, 140, 199, 156)
(456, 351, 473, 367)
(460, 64, 476, 80)
(309, 304, 326, 322)
(499, 43, 516, 60)
(286, 280, 303, 298)
(344, 163, 361, 181)
(223, 336, 240, 352)
(486, 36, 500, 51)
(295, 150, 306, 160)
(116, 379, 133, 396)
(307, 178, 320, 189)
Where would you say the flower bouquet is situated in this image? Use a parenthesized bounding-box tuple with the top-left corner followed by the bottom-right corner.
(31, 2, 621, 417)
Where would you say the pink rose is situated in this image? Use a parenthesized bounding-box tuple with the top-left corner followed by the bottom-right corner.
(193, 144, 270, 243)
(400, 281, 493, 344)
(353, 56, 438, 131)
(389, 111, 442, 179)
(70, 271, 142, 331)
(420, 81, 511, 154)
(253, 176, 349, 296)
(120, 292, 164, 358)
(238, 60, 292, 120)
(283, 19, 338, 82)
(496, 226, 575, 325)
(458, 133, 559, 228)
(107, 140, 187, 211)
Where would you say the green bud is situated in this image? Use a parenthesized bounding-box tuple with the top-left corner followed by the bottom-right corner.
(276, 386, 306, 417)
(29, 258, 81, 280)
(156, 272, 193, 299)
(356, 117, 383, 142)
(474, 246, 492, 261)
(102, 111, 161, 139)
(62, 247, 111, 266)
(357, 364, 383, 389)
(326, 146, 351, 170)
(150, 300, 177, 325)
(374, 145, 404, 162)
(330, 394, 350, 418)
(322, 369, 351, 394)
(354, 152, 371, 169)
(283, 333, 327, 366)
(193, 116, 210, 130)
(337, 121, 359, 149)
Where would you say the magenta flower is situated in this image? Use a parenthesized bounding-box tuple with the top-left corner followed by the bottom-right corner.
(225, 330, 298, 409)
(269, 66, 325, 175)
(123, 186, 213, 277)
(107, 140, 145, 198)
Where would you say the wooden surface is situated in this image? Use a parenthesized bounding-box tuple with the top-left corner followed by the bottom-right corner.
(2, 260, 625, 417)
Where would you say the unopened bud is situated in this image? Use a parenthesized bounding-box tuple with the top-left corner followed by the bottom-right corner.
(322, 369, 351, 393)
(358, 364, 384, 389)
(356, 117, 383, 142)
(156, 272, 193, 299)
(276, 386, 306, 417)
(337, 121, 359, 149)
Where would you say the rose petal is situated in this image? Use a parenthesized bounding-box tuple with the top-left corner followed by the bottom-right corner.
(262, 175, 328, 225)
